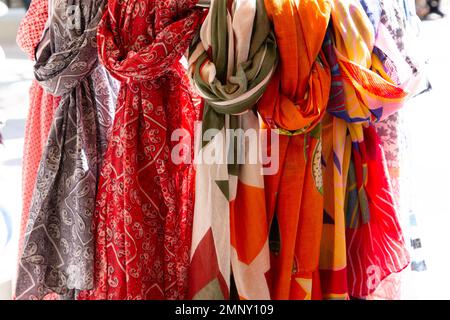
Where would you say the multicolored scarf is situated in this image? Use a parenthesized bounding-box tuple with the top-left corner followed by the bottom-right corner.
(256, 0, 331, 300)
(188, 0, 277, 300)
(319, 0, 411, 299)
(78, 0, 203, 300)
(15, 0, 116, 300)
(15, 0, 61, 268)
(364, 0, 425, 300)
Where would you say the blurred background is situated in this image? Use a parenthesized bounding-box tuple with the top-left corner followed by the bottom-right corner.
(1, 0, 32, 300)
(1, 0, 450, 300)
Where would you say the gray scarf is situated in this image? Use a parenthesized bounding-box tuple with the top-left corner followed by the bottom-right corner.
(15, 0, 118, 300)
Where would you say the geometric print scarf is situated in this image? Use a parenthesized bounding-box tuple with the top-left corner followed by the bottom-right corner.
(188, 0, 277, 300)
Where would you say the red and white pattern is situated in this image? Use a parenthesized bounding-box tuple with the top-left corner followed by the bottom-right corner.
(78, 0, 203, 300)
(16, 0, 48, 61)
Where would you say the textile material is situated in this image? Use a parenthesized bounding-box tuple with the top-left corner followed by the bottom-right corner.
(78, 0, 203, 300)
(320, 0, 411, 299)
(359, 0, 381, 34)
(188, 0, 277, 300)
(15, 0, 61, 267)
(16, 0, 48, 61)
(367, 0, 425, 300)
(15, 0, 116, 300)
(256, 0, 331, 300)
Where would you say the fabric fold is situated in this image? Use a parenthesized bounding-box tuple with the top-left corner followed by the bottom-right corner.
(78, 0, 203, 300)
(256, 0, 332, 300)
(15, 0, 116, 300)
(15, 0, 61, 276)
(188, 0, 277, 300)
(319, 0, 411, 299)
(363, 0, 424, 300)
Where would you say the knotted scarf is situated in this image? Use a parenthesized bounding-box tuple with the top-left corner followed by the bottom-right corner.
(15, 0, 116, 300)
(319, 0, 411, 299)
(78, 0, 203, 300)
(256, 0, 332, 300)
(15, 0, 61, 268)
(188, 0, 277, 300)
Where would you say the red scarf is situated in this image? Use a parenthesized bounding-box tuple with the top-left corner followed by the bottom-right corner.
(79, 0, 203, 300)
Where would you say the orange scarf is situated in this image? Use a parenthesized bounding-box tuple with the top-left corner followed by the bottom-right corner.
(257, 0, 331, 300)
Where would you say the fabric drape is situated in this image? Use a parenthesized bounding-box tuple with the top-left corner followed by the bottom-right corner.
(319, 0, 411, 299)
(78, 0, 204, 300)
(15, 0, 61, 265)
(187, 0, 277, 300)
(256, 0, 332, 300)
(15, 0, 116, 300)
(363, 0, 424, 300)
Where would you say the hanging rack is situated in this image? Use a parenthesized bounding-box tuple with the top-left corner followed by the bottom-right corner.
(196, 0, 211, 8)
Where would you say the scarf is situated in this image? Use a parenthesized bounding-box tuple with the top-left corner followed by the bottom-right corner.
(78, 0, 203, 300)
(15, 0, 116, 300)
(319, 0, 411, 299)
(359, 0, 382, 34)
(370, 0, 423, 178)
(363, 0, 424, 300)
(256, 0, 332, 300)
(188, 0, 277, 300)
(15, 0, 61, 269)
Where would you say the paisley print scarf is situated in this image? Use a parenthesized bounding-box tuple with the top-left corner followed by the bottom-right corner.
(78, 0, 203, 300)
(256, 0, 331, 300)
(15, 0, 116, 300)
(188, 0, 277, 300)
(15, 0, 61, 265)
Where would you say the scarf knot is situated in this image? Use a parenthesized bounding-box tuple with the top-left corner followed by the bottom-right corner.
(257, 0, 332, 136)
(97, 0, 203, 84)
(327, 0, 409, 128)
(188, 0, 278, 118)
(34, 0, 105, 97)
(16, 0, 116, 300)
